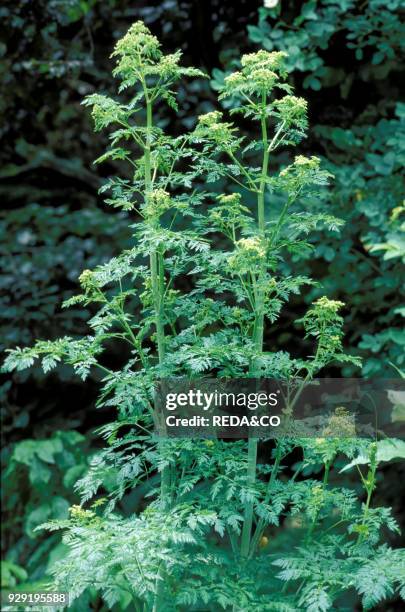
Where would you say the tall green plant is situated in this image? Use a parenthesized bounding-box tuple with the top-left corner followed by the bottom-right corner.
(240, 0, 405, 378)
(192, 51, 355, 561)
(4, 22, 404, 611)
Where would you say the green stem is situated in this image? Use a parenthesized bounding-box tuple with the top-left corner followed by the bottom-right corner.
(306, 459, 331, 541)
(323, 460, 331, 487)
(145, 100, 166, 364)
(249, 443, 282, 558)
(357, 448, 377, 543)
(268, 198, 291, 249)
(267, 120, 286, 153)
(257, 92, 269, 236)
(117, 311, 139, 348)
(150, 252, 166, 362)
(145, 96, 170, 612)
(240, 437, 258, 558)
(228, 150, 258, 192)
(253, 92, 269, 350)
(357, 485, 373, 543)
(240, 92, 269, 560)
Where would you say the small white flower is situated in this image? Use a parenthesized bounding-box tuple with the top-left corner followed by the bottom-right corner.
(264, 0, 279, 8)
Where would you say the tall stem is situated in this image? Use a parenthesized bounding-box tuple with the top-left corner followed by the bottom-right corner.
(253, 92, 269, 350)
(144, 99, 170, 502)
(249, 443, 282, 557)
(306, 458, 332, 541)
(241, 92, 270, 559)
(145, 100, 166, 364)
(240, 437, 258, 558)
(257, 93, 269, 236)
(357, 445, 377, 543)
(145, 98, 171, 612)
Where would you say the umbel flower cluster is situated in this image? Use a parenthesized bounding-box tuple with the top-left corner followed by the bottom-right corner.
(4, 22, 404, 612)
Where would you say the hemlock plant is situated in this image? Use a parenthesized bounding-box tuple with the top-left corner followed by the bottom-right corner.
(243, 1, 405, 379)
(4, 22, 405, 611)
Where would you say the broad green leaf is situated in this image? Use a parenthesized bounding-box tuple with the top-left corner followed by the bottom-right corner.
(340, 439, 405, 472)
(25, 504, 51, 539)
(376, 439, 405, 463)
(0, 561, 28, 587)
(28, 456, 52, 485)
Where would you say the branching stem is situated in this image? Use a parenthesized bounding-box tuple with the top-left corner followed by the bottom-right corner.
(144, 95, 170, 612)
(241, 91, 270, 559)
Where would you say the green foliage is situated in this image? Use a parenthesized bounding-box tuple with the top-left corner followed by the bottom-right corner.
(274, 541, 405, 611)
(341, 438, 405, 471)
(247, 1, 404, 92)
(2, 431, 90, 585)
(1, 560, 27, 589)
(3, 21, 404, 611)
(239, 1, 405, 378)
(312, 107, 405, 377)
